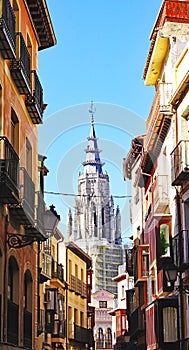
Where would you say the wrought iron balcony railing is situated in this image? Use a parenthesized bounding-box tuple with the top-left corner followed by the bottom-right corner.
(52, 262, 64, 283)
(0, 0, 16, 59)
(11, 32, 31, 94)
(0, 136, 19, 204)
(26, 70, 44, 124)
(68, 324, 93, 346)
(171, 140, 189, 186)
(172, 230, 189, 271)
(9, 167, 35, 225)
(69, 274, 76, 291)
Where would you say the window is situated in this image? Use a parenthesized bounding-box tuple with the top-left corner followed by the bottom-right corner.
(23, 270, 32, 349)
(26, 138, 32, 177)
(163, 307, 178, 342)
(74, 308, 78, 325)
(27, 34, 32, 68)
(160, 224, 170, 256)
(141, 247, 149, 276)
(122, 285, 125, 299)
(13, 0, 19, 32)
(7, 256, 19, 345)
(99, 301, 107, 308)
(23, 270, 32, 311)
(11, 109, 19, 154)
(75, 264, 78, 278)
(80, 311, 84, 327)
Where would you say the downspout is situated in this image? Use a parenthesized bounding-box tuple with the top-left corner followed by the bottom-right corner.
(175, 189, 184, 350)
(3, 215, 8, 343)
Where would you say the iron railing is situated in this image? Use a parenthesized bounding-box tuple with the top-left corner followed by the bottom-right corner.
(20, 166, 35, 223)
(0, 0, 16, 58)
(11, 32, 31, 94)
(26, 70, 44, 123)
(172, 230, 189, 270)
(52, 262, 64, 282)
(171, 140, 189, 186)
(0, 136, 19, 202)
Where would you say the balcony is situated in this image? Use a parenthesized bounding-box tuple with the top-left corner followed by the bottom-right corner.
(26, 70, 44, 124)
(153, 175, 169, 214)
(69, 274, 76, 291)
(39, 252, 52, 283)
(11, 32, 31, 95)
(51, 262, 64, 287)
(0, 136, 19, 204)
(0, 0, 16, 59)
(146, 297, 179, 350)
(81, 281, 87, 298)
(171, 140, 189, 186)
(129, 307, 145, 337)
(35, 191, 45, 236)
(7, 300, 18, 345)
(145, 84, 172, 157)
(126, 248, 134, 276)
(68, 324, 94, 346)
(9, 167, 35, 225)
(133, 244, 149, 286)
(52, 319, 66, 340)
(172, 230, 189, 271)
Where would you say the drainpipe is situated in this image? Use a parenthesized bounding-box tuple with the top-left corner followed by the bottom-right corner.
(3, 215, 8, 343)
(175, 189, 184, 350)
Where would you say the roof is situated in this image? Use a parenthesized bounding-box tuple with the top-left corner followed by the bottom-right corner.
(64, 241, 92, 268)
(25, 0, 56, 50)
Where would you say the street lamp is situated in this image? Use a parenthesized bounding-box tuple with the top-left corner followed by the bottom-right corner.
(123, 330, 131, 343)
(165, 262, 189, 294)
(165, 262, 178, 285)
(7, 204, 60, 248)
(44, 204, 60, 236)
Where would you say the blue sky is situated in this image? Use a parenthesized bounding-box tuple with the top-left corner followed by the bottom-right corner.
(38, 1, 162, 241)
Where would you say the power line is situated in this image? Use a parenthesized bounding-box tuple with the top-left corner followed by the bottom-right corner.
(44, 191, 132, 199)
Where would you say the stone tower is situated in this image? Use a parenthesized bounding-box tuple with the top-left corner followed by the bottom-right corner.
(67, 104, 124, 294)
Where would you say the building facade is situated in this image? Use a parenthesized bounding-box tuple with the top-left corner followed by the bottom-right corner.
(0, 0, 56, 349)
(124, 1, 189, 350)
(67, 108, 124, 295)
(92, 289, 114, 350)
(63, 241, 94, 350)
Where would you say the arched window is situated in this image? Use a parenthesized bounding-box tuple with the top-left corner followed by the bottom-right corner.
(105, 328, 112, 348)
(23, 270, 33, 349)
(7, 256, 19, 345)
(96, 328, 104, 348)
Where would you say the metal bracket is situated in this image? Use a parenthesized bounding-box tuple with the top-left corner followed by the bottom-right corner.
(7, 233, 42, 249)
